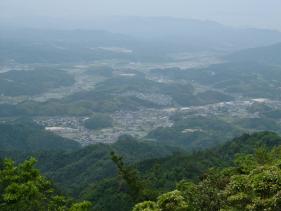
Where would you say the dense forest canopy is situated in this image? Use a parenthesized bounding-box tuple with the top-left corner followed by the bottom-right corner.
(0, 157, 91, 211)
(1, 132, 281, 210)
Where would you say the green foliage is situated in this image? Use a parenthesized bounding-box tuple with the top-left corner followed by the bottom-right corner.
(2, 132, 281, 211)
(39, 131, 281, 211)
(141, 132, 281, 190)
(156, 190, 188, 211)
(0, 157, 91, 211)
(133, 201, 159, 211)
(111, 151, 144, 201)
(133, 190, 188, 211)
(69, 201, 92, 211)
(221, 149, 281, 210)
(135, 144, 281, 211)
(176, 168, 231, 211)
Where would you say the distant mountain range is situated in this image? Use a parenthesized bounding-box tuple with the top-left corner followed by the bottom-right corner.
(1, 17, 281, 63)
(86, 16, 281, 51)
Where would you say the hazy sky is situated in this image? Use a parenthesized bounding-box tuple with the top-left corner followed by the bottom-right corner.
(1, 0, 281, 30)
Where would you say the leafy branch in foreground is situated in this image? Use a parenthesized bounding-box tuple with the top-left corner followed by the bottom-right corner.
(134, 146, 281, 211)
(0, 157, 92, 211)
(111, 151, 159, 204)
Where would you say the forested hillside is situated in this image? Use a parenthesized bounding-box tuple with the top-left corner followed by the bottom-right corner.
(2, 131, 281, 210)
(134, 137, 281, 210)
(0, 157, 91, 210)
(0, 120, 80, 151)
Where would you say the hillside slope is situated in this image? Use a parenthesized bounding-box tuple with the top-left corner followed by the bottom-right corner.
(226, 42, 281, 65)
(0, 120, 80, 151)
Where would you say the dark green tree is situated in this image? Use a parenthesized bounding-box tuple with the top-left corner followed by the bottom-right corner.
(111, 151, 146, 202)
(133, 146, 281, 211)
(0, 157, 91, 211)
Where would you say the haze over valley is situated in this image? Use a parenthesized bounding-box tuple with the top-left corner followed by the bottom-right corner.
(1, 1, 281, 210)
(2, 21, 281, 148)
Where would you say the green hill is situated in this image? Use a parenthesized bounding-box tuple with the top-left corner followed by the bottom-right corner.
(33, 132, 281, 210)
(0, 69, 74, 96)
(226, 42, 281, 65)
(0, 120, 80, 152)
(134, 132, 281, 210)
(2, 130, 281, 211)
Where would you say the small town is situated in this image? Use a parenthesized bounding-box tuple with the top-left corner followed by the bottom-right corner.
(34, 98, 281, 145)
(35, 108, 174, 145)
